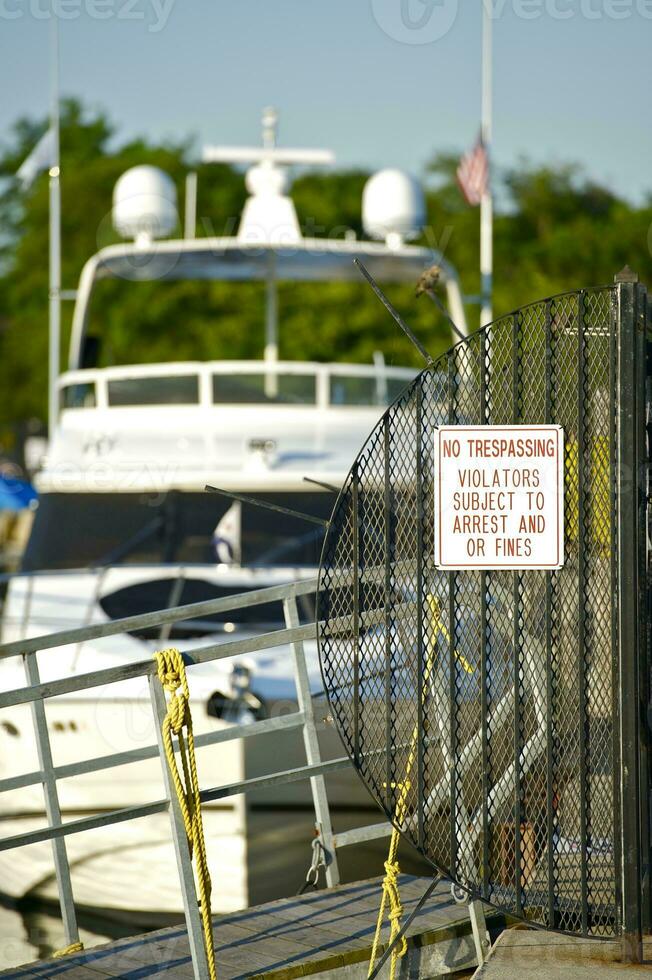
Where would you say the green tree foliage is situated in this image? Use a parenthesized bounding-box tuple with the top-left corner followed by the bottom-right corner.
(1, 100, 651, 437)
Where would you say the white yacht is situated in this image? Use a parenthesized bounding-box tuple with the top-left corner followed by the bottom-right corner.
(0, 111, 467, 925)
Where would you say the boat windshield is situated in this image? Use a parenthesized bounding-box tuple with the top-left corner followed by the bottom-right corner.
(21, 491, 331, 571)
(329, 374, 408, 407)
(212, 373, 316, 405)
(108, 375, 200, 406)
(58, 364, 415, 411)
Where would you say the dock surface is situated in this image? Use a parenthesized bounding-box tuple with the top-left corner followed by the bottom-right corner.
(2, 875, 496, 979)
(472, 928, 652, 979)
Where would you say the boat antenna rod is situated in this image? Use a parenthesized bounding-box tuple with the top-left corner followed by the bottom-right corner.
(353, 259, 434, 367)
(205, 486, 329, 527)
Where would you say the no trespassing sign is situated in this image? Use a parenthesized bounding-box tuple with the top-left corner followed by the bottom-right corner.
(433, 424, 565, 571)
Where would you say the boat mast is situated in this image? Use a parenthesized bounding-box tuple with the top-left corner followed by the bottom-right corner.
(48, 9, 61, 438)
(202, 108, 334, 397)
(480, 1, 493, 327)
(262, 107, 279, 397)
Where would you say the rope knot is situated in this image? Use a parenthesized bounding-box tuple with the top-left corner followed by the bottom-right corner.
(156, 649, 186, 691)
(161, 667, 181, 691)
(167, 691, 188, 734)
(383, 858, 400, 886)
(380, 858, 407, 958)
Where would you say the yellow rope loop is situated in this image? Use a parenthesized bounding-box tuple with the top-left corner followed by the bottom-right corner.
(154, 648, 217, 980)
(53, 941, 84, 958)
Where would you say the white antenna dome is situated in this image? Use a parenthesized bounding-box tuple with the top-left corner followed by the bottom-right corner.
(362, 169, 426, 247)
(112, 166, 178, 245)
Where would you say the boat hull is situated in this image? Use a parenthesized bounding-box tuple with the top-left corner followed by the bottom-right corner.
(0, 693, 398, 919)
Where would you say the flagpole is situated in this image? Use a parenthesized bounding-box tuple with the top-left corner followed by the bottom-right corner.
(480, 1, 493, 327)
(48, 8, 61, 439)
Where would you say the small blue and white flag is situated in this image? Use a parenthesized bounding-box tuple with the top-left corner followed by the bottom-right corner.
(212, 501, 241, 564)
(16, 128, 56, 189)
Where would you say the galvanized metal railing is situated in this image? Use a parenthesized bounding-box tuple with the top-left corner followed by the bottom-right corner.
(0, 575, 391, 980)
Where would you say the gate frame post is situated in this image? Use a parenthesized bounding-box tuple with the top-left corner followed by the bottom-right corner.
(614, 267, 648, 963)
(643, 288, 652, 937)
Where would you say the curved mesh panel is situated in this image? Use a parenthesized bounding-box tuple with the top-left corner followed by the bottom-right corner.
(318, 288, 618, 936)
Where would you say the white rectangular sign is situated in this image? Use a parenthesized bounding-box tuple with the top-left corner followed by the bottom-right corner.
(434, 425, 564, 571)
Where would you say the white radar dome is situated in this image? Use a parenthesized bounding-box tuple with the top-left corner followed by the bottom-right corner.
(362, 169, 426, 247)
(112, 166, 178, 244)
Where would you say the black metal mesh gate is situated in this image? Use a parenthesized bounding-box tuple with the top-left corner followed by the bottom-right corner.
(318, 275, 651, 945)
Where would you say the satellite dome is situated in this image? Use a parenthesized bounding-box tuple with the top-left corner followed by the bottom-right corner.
(112, 166, 178, 244)
(362, 169, 426, 247)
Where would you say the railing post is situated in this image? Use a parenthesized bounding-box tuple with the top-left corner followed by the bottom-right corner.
(614, 267, 647, 962)
(148, 673, 212, 980)
(283, 592, 340, 887)
(468, 898, 491, 966)
(23, 651, 80, 948)
(643, 291, 652, 935)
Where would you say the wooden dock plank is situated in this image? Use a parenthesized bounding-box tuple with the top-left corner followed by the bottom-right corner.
(1, 876, 493, 979)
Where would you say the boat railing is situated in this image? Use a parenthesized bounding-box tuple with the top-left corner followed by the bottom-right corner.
(0, 574, 392, 980)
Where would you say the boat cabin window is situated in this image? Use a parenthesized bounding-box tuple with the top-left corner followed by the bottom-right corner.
(60, 382, 96, 410)
(329, 374, 409, 407)
(107, 375, 199, 406)
(212, 373, 316, 405)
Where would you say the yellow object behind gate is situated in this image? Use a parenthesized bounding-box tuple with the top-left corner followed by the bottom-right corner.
(155, 647, 217, 980)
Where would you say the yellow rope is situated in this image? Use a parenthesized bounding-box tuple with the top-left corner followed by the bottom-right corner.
(367, 594, 453, 980)
(367, 823, 407, 978)
(426, 594, 475, 675)
(53, 941, 84, 958)
(155, 648, 217, 980)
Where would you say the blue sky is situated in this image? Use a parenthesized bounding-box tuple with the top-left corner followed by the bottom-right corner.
(1, 0, 651, 202)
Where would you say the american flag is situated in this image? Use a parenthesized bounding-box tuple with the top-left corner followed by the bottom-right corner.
(456, 137, 489, 206)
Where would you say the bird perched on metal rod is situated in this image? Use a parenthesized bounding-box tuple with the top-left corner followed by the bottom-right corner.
(415, 264, 465, 342)
(415, 264, 441, 297)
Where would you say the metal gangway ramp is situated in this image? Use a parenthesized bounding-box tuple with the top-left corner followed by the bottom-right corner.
(0, 575, 495, 979)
